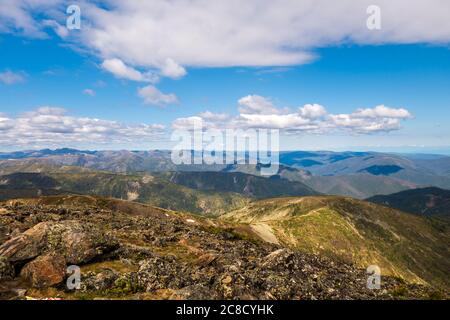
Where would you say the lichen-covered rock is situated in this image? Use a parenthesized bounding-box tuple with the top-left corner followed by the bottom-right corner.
(0, 224, 10, 243)
(81, 269, 119, 292)
(46, 221, 118, 264)
(170, 284, 220, 300)
(137, 257, 190, 292)
(20, 253, 66, 288)
(0, 222, 49, 262)
(0, 220, 118, 265)
(261, 249, 296, 270)
(0, 256, 14, 280)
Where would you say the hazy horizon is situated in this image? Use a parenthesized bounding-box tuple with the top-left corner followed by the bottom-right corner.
(1, 146, 450, 156)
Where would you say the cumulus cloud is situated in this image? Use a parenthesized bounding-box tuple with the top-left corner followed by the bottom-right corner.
(239, 113, 312, 130)
(173, 96, 413, 134)
(299, 104, 328, 119)
(137, 85, 178, 106)
(79, 0, 450, 70)
(2, 1, 450, 77)
(101, 58, 159, 83)
(0, 70, 26, 84)
(160, 58, 187, 79)
(100, 57, 183, 83)
(198, 111, 231, 122)
(238, 95, 282, 115)
(0, 107, 165, 147)
(172, 116, 204, 131)
(351, 105, 412, 119)
(328, 114, 402, 133)
(100, 59, 178, 104)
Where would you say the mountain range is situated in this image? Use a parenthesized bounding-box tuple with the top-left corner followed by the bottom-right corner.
(0, 148, 449, 298)
(1, 149, 449, 199)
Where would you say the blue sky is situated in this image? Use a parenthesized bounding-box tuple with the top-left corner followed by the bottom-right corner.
(0, 1, 449, 153)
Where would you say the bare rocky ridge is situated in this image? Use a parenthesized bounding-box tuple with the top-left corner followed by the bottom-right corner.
(0, 195, 445, 300)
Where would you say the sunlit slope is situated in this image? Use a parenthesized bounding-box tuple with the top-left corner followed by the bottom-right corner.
(222, 196, 450, 289)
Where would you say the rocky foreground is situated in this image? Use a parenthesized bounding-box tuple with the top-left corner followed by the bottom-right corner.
(0, 195, 445, 300)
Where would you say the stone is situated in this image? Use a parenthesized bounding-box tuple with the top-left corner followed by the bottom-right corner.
(0, 256, 14, 280)
(81, 269, 119, 292)
(221, 275, 232, 285)
(0, 220, 118, 265)
(195, 253, 218, 267)
(137, 257, 188, 292)
(171, 284, 219, 300)
(20, 253, 66, 288)
(13, 289, 27, 297)
(0, 222, 49, 263)
(261, 249, 295, 269)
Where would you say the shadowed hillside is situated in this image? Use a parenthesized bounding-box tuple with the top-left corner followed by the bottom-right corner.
(156, 171, 319, 198)
(0, 172, 250, 216)
(367, 187, 450, 217)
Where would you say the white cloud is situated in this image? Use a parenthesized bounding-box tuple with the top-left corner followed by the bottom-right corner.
(83, 88, 96, 96)
(101, 58, 184, 82)
(78, 0, 450, 70)
(42, 19, 69, 38)
(0, 116, 14, 131)
(198, 111, 230, 122)
(0, 0, 58, 37)
(101, 58, 159, 83)
(299, 104, 327, 119)
(238, 95, 281, 115)
(2, 1, 450, 77)
(0, 107, 165, 147)
(137, 85, 178, 106)
(172, 116, 204, 130)
(160, 58, 187, 79)
(0, 70, 26, 84)
(173, 96, 413, 134)
(351, 105, 412, 119)
(239, 113, 312, 129)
